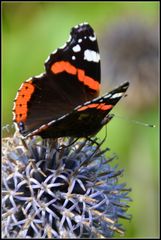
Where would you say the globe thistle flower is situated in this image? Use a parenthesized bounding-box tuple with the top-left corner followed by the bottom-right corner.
(2, 131, 131, 238)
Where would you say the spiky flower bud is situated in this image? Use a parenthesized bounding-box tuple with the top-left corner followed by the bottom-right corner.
(2, 132, 131, 238)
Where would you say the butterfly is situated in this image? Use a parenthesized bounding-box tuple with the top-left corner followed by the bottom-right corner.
(13, 22, 129, 139)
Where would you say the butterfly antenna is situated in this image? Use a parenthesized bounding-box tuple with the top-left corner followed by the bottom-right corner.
(112, 113, 156, 128)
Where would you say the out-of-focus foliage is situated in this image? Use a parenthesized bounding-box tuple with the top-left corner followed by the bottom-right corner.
(2, 2, 159, 238)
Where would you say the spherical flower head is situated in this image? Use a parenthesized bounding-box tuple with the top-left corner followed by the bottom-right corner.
(2, 132, 132, 238)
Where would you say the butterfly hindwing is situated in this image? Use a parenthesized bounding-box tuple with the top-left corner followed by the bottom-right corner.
(30, 82, 129, 138)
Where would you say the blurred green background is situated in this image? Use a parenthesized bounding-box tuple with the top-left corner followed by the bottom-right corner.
(2, 2, 159, 238)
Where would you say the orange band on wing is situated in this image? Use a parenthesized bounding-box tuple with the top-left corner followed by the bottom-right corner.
(14, 81, 35, 123)
(78, 103, 113, 112)
(51, 61, 77, 75)
(51, 61, 100, 92)
(98, 104, 113, 110)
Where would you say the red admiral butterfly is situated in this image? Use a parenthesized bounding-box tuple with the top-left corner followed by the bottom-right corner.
(13, 22, 129, 139)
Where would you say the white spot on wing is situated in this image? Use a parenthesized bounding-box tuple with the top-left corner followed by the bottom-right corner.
(59, 43, 67, 49)
(111, 93, 123, 99)
(35, 73, 44, 78)
(57, 115, 66, 121)
(67, 35, 72, 42)
(83, 101, 91, 106)
(84, 49, 100, 63)
(45, 55, 50, 63)
(72, 44, 81, 52)
(74, 22, 89, 30)
(91, 96, 100, 102)
(40, 124, 47, 130)
(52, 49, 57, 54)
(89, 35, 96, 41)
(72, 56, 76, 60)
(78, 39, 82, 43)
(12, 101, 16, 110)
(75, 105, 81, 110)
(103, 94, 112, 99)
(26, 78, 33, 82)
(48, 120, 56, 126)
(74, 24, 79, 29)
